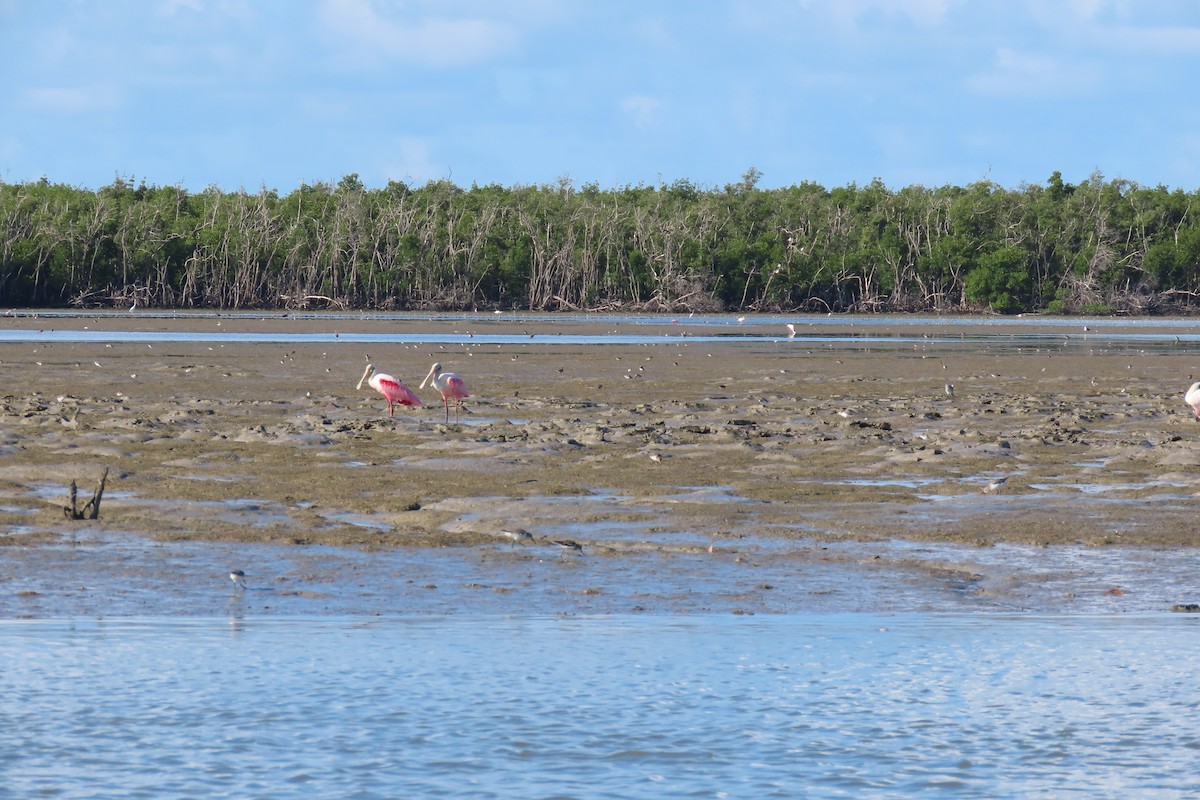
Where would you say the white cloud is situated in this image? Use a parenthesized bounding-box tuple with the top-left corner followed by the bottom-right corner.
(620, 95, 662, 130)
(154, 0, 259, 25)
(0, 134, 21, 163)
(1060, 0, 1108, 20)
(1102, 24, 1200, 53)
(28, 24, 80, 68)
(803, 0, 956, 28)
(298, 93, 350, 121)
(159, 0, 204, 13)
(1020, 0, 1200, 52)
(315, 0, 520, 68)
(629, 15, 675, 49)
(965, 48, 1099, 97)
(381, 136, 442, 185)
(23, 85, 121, 114)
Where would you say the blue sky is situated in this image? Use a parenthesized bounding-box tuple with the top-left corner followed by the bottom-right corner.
(3, 0, 1200, 193)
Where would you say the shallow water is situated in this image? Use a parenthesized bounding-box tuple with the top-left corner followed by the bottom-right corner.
(3, 614, 1199, 799)
(7, 307, 1200, 330)
(4, 309, 1200, 351)
(6, 309, 1200, 797)
(3, 528, 1198, 617)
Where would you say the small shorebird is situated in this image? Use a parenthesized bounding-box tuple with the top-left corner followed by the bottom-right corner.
(944, 383, 954, 398)
(229, 570, 247, 589)
(982, 477, 1008, 494)
(550, 539, 584, 556)
(499, 528, 534, 547)
(786, 323, 796, 337)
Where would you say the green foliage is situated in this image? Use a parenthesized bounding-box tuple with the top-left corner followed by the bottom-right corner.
(2, 171, 1200, 313)
(965, 246, 1033, 313)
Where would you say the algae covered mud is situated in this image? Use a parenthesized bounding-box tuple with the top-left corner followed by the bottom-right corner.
(3, 311, 1200, 615)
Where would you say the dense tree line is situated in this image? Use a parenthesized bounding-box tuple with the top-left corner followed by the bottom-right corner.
(2, 169, 1199, 314)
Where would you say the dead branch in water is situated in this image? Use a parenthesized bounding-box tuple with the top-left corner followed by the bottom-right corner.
(64, 468, 109, 520)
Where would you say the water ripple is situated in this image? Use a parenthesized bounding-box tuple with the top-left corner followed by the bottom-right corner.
(3, 615, 1200, 798)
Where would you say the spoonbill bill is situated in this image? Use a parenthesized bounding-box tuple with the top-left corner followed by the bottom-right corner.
(420, 362, 468, 422)
(1186, 382, 1200, 418)
(357, 364, 422, 417)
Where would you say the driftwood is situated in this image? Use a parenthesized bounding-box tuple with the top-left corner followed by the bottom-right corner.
(64, 468, 108, 520)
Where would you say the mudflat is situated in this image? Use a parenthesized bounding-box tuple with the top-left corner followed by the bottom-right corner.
(2, 313, 1200, 615)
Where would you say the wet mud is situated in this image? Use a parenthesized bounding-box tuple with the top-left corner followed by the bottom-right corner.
(3, 313, 1200, 615)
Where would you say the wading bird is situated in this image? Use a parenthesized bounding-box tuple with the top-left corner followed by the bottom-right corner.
(420, 362, 469, 422)
(357, 364, 422, 417)
(499, 528, 534, 547)
(982, 477, 1008, 494)
(550, 539, 584, 556)
(1186, 382, 1200, 419)
(230, 570, 247, 589)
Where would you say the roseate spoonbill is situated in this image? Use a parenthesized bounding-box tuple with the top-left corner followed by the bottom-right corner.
(420, 362, 468, 422)
(357, 364, 422, 417)
(1186, 382, 1200, 419)
(230, 570, 247, 589)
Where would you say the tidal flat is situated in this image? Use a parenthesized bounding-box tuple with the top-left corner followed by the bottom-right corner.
(3, 313, 1200, 615)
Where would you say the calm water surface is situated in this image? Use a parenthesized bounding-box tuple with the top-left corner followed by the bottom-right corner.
(4, 614, 1200, 799)
(4, 309, 1200, 350)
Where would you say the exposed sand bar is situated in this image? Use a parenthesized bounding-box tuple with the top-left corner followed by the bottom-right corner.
(2, 313, 1200, 615)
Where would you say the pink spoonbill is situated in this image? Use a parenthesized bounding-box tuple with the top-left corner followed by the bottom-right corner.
(1186, 382, 1200, 419)
(420, 362, 468, 422)
(357, 364, 422, 417)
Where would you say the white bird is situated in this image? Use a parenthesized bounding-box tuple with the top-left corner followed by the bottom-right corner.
(229, 570, 247, 589)
(945, 383, 954, 398)
(786, 323, 796, 337)
(1186, 382, 1200, 419)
